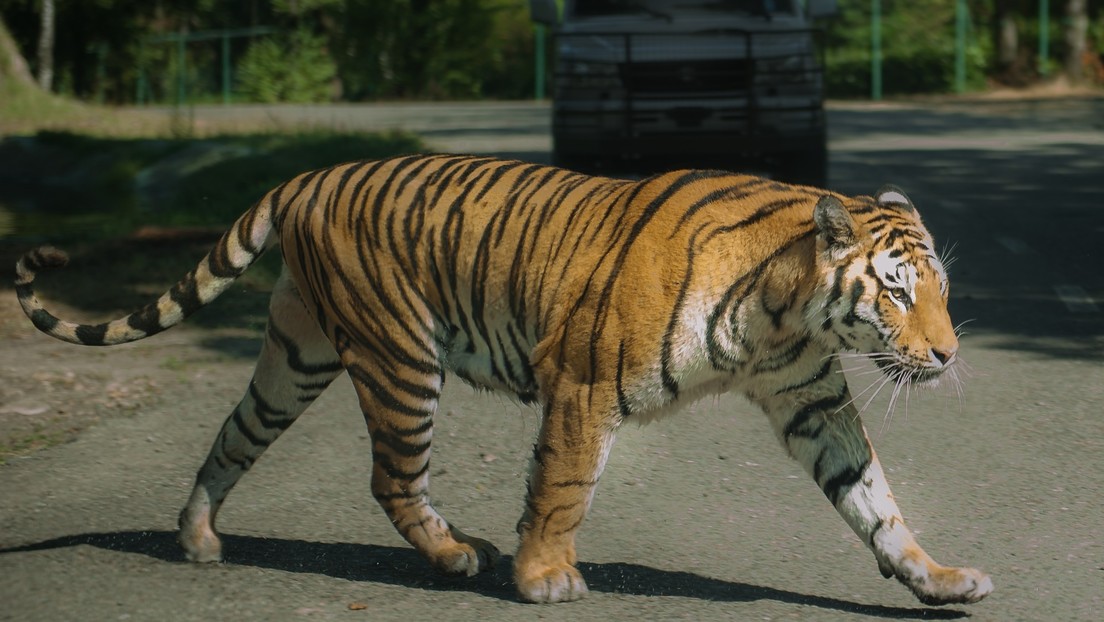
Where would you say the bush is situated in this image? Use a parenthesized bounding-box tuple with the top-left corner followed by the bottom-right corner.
(237, 28, 336, 103)
(823, 0, 990, 98)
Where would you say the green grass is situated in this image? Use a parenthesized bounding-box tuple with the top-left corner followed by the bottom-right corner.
(153, 130, 424, 226)
(4, 129, 424, 238)
(0, 425, 71, 466)
(0, 85, 427, 331)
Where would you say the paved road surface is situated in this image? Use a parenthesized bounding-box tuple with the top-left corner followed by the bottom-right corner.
(2, 98, 1102, 621)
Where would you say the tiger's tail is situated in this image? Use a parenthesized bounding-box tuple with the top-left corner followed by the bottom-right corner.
(14, 200, 278, 346)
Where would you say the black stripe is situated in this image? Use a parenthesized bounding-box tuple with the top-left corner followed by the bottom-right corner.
(374, 489, 427, 502)
(347, 364, 435, 419)
(550, 479, 599, 488)
(584, 172, 706, 384)
(169, 273, 204, 316)
(231, 407, 267, 447)
(369, 156, 421, 241)
(126, 305, 161, 335)
(753, 336, 809, 373)
(841, 279, 869, 326)
(616, 340, 632, 418)
(249, 383, 289, 421)
(375, 432, 432, 458)
(387, 418, 435, 437)
(266, 323, 344, 376)
(670, 176, 772, 234)
(705, 229, 817, 368)
(75, 323, 108, 345)
(869, 518, 885, 548)
(822, 460, 870, 506)
(376, 454, 431, 482)
(782, 392, 846, 440)
(506, 324, 536, 391)
(30, 309, 59, 333)
(699, 196, 813, 248)
(770, 356, 832, 395)
(207, 237, 245, 280)
(14, 282, 33, 300)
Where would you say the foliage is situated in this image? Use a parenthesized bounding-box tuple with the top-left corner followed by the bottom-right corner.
(824, 0, 992, 97)
(333, 0, 534, 100)
(236, 27, 336, 103)
(1, 0, 1100, 103)
(0, 0, 536, 103)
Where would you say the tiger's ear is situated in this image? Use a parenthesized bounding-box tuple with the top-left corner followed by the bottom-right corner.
(813, 195, 857, 248)
(876, 185, 914, 211)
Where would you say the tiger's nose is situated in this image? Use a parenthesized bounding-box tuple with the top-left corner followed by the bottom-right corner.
(930, 345, 958, 366)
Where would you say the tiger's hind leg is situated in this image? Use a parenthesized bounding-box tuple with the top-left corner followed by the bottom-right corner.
(178, 273, 343, 562)
(339, 337, 500, 577)
(759, 373, 993, 605)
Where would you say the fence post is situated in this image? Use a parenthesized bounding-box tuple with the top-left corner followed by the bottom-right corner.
(221, 32, 231, 104)
(1038, 0, 1050, 75)
(954, 0, 967, 92)
(871, 0, 882, 100)
(535, 24, 546, 100)
(136, 40, 146, 105)
(176, 32, 186, 106)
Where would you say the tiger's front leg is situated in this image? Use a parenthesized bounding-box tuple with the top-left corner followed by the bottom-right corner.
(514, 387, 620, 603)
(759, 385, 993, 606)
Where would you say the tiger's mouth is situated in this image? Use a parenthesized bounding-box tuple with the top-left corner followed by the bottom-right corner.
(872, 355, 946, 386)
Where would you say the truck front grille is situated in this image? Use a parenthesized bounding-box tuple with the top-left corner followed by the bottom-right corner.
(621, 59, 752, 95)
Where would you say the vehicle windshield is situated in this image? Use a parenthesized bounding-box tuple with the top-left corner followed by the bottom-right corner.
(572, 0, 796, 18)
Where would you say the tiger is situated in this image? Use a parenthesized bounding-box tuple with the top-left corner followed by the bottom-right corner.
(14, 154, 992, 606)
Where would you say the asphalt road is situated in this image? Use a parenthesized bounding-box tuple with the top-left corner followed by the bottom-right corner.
(2, 97, 1103, 621)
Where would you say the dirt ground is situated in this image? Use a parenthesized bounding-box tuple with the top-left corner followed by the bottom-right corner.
(0, 286, 166, 462)
(0, 236, 273, 464)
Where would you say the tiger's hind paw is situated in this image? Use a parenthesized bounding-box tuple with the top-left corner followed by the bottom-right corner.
(177, 519, 222, 563)
(427, 528, 500, 577)
(177, 489, 222, 563)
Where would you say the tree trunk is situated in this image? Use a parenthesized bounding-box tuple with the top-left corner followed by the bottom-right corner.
(36, 0, 55, 91)
(1, 15, 36, 85)
(1064, 0, 1088, 84)
(987, 0, 1021, 85)
(993, 1, 1017, 69)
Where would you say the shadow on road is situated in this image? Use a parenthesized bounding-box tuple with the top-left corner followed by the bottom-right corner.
(1, 530, 968, 619)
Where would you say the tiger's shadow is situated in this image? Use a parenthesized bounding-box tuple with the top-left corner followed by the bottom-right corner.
(1, 531, 967, 619)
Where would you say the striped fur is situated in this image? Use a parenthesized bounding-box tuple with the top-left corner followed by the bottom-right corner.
(14, 154, 991, 605)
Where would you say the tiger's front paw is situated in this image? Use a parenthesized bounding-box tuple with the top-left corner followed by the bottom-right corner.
(902, 565, 993, 606)
(516, 562, 589, 603)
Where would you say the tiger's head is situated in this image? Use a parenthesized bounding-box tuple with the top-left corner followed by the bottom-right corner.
(812, 186, 959, 387)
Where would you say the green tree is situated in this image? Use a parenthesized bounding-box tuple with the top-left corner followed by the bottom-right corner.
(34, 0, 52, 90)
(333, 0, 533, 100)
(237, 26, 336, 102)
(825, 0, 991, 96)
